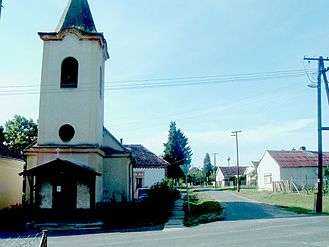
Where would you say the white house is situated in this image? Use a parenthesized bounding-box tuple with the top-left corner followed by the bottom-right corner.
(0, 146, 25, 209)
(257, 149, 329, 191)
(124, 145, 168, 198)
(245, 161, 259, 186)
(216, 166, 248, 187)
(22, 0, 134, 210)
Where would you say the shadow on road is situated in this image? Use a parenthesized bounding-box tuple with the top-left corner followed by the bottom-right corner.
(0, 225, 163, 239)
(220, 201, 312, 221)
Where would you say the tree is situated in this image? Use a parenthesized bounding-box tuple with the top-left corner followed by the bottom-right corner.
(4, 115, 38, 153)
(0, 0, 3, 20)
(203, 153, 213, 179)
(163, 121, 193, 179)
(188, 167, 205, 185)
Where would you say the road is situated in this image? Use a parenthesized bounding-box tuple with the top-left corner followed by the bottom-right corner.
(46, 191, 329, 247)
(208, 191, 298, 221)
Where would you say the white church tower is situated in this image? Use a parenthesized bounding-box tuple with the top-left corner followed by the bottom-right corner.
(38, 0, 109, 146)
(23, 0, 133, 210)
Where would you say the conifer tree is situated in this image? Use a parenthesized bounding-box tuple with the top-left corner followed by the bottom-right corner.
(163, 121, 192, 179)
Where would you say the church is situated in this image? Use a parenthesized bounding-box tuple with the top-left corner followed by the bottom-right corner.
(22, 0, 135, 210)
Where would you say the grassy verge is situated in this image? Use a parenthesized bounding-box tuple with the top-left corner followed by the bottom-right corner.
(234, 189, 329, 214)
(184, 192, 223, 227)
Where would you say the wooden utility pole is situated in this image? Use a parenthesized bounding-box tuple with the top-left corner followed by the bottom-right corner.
(304, 56, 329, 213)
(231, 131, 242, 192)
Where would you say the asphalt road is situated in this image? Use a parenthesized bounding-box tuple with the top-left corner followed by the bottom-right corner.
(208, 191, 298, 221)
(44, 191, 329, 247)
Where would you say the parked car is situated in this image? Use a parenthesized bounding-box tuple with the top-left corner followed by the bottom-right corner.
(136, 188, 150, 201)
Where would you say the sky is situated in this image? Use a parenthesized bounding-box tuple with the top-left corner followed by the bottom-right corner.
(1, 0, 329, 167)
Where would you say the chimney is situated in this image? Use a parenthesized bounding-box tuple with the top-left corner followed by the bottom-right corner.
(120, 138, 123, 145)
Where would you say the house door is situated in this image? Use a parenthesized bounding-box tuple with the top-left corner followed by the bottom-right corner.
(53, 176, 77, 210)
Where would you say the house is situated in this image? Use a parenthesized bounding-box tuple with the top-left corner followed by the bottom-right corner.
(0, 145, 25, 209)
(245, 161, 259, 186)
(22, 0, 134, 210)
(216, 166, 248, 187)
(124, 145, 168, 198)
(257, 149, 329, 191)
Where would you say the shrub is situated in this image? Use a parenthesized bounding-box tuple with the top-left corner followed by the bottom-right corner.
(0, 207, 27, 232)
(189, 200, 222, 216)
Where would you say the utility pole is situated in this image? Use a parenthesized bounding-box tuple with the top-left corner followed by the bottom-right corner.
(231, 131, 242, 192)
(304, 56, 329, 213)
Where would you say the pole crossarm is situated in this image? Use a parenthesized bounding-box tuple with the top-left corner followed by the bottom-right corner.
(304, 57, 329, 62)
(321, 127, 329, 131)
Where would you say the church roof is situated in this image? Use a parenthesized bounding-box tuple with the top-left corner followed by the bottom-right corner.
(56, 0, 97, 34)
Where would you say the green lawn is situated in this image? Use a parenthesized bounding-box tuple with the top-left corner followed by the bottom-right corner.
(235, 189, 329, 214)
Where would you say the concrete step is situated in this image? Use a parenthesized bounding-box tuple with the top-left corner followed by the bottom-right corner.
(34, 222, 104, 231)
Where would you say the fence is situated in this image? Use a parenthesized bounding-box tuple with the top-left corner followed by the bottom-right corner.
(0, 230, 47, 247)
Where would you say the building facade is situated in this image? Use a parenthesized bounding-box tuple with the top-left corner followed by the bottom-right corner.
(23, 0, 133, 210)
(124, 145, 168, 198)
(0, 146, 24, 209)
(257, 149, 329, 191)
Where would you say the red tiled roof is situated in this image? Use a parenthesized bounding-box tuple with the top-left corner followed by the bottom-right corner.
(218, 166, 248, 177)
(268, 150, 329, 168)
(124, 145, 169, 169)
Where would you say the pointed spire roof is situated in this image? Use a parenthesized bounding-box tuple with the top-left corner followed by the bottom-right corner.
(56, 0, 97, 33)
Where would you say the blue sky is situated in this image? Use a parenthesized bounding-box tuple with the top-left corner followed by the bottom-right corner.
(1, 0, 329, 167)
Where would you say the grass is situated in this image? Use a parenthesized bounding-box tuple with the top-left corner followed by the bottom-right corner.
(184, 192, 223, 227)
(234, 189, 329, 214)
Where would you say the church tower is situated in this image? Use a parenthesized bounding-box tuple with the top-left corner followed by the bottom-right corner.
(38, 0, 109, 146)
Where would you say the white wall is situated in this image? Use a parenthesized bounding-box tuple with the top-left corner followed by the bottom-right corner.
(215, 169, 225, 186)
(281, 167, 319, 188)
(0, 158, 24, 209)
(134, 168, 166, 188)
(257, 151, 281, 191)
(38, 32, 106, 146)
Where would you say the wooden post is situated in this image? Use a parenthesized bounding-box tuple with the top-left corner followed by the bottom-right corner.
(39, 230, 48, 247)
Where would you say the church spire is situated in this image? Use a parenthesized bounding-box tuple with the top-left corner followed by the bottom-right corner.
(56, 0, 97, 33)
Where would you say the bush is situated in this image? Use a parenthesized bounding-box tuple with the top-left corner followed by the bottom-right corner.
(0, 207, 27, 232)
(184, 192, 223, 227)
(99, 180, 180, 228)
(189, 200, 222, 216)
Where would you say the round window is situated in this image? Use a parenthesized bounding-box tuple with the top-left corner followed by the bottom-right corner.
(59, 124, 75, 142)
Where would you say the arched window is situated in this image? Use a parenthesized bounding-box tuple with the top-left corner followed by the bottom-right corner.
(61, 57, 79, 88)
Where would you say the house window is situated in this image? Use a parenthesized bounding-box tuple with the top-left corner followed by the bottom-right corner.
(136, 178, 143, 189)
(61, 57, 79, 88)
(264, 174, 272, 185)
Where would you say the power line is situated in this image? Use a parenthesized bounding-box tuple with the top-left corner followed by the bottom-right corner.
(0, 69, 311, 89)
(0, 70, 310, 96)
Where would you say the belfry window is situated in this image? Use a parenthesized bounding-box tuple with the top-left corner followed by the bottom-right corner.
(61, 57, 79, 88)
